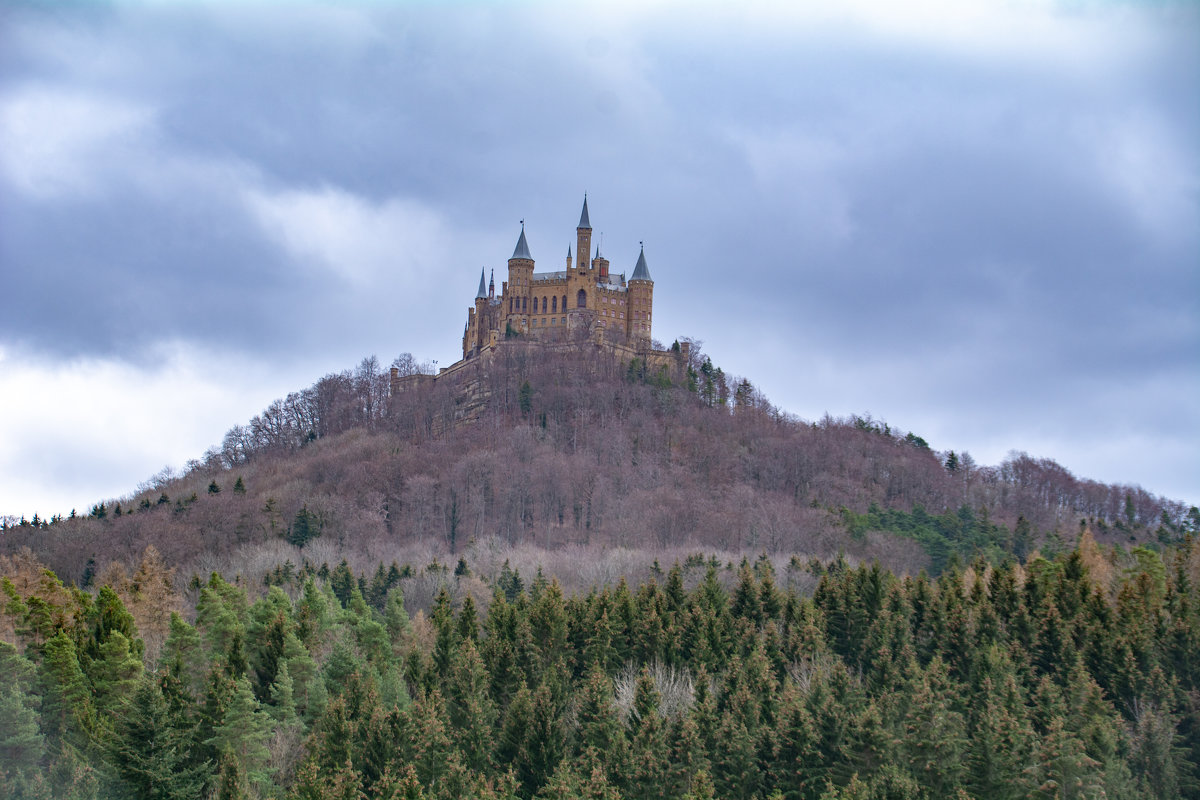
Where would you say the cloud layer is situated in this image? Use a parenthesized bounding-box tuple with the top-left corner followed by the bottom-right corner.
(1, 0, 1196, 515)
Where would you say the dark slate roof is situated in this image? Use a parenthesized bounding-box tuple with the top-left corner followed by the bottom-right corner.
(631, 246, 652, 281)
(475, 268, 487, 299)
(511, 225, 532, 260)
(578, 196, 591, 229)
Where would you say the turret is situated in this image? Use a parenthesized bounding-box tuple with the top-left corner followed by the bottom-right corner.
(566, 244, 572, 270)
(627, 244, 654, 340)
(507, 222, 535, 330)
(472, 268, 488, 354)
(593, 242, 609, 282)
(576, 195, 591, 273)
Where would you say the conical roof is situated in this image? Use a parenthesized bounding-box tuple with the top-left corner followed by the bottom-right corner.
(578, 196, 591, 229)
(631, 245, 652, 281)
(475, 268, 487, 299)
(511, 225, 532, 260)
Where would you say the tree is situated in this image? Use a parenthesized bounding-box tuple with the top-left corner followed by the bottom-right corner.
(288, 505, 321, 548)
(520, 381, 534, 416)
(110, 676, 212, 800)
(445, 638, 497, 773)
(40, 630, 94, 741)
(204, 675, 274, 793)
(0, 643, 44, 782)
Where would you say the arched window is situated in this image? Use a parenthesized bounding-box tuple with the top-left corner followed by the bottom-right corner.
(562, 295, 567, 311)
(552, 296, 557, 313)
(541, 296, 547, 313)
(577, 289, 587, 308)
(522, 296, 527, 312)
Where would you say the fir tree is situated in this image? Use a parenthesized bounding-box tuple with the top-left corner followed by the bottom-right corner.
(109, 676, 212, 800)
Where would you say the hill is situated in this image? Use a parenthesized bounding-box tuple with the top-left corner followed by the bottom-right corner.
(2, 339, 1194, 588)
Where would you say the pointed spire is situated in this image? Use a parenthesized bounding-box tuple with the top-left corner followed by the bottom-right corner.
(489, 269, 495, 297)
(578, 194, 591, 230)
(631, 244, 652, 281)
(475, 268, 487, 299)
(511, 222, 532, 260)
(568, 244, 572, 258)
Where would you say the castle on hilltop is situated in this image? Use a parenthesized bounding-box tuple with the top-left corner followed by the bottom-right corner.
(390, 196, 682, 414)
(462, 196, 654, 360)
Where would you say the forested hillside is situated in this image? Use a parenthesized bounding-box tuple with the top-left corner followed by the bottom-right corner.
(1, 535, 1196, 798)
(3, 342, 1199, 798)
(1, 342, 1194, 588)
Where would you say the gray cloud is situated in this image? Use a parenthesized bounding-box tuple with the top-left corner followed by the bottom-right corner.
(0, 1, 1196, 512)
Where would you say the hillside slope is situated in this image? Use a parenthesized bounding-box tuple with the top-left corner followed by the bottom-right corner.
(2, 341, 1193, 584)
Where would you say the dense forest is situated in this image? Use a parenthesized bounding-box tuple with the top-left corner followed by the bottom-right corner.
(2, 342, 1194, 589)
(1, 533, 1197, 798)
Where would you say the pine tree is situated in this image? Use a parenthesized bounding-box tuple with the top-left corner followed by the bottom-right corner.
(109, 676, 212, 800)
(40, 630, 94, 741)
(574, 665, 627, 771)
(160, 612, 206, 696)
(535, 760, 622, 800)
(0, 650, 45, 782)
(205, 675, 273, 793)
(1026, 716, 1104, 800)
(624, 666, 669, 799)
(445, 638, 497, 773)
(92, 630, 144, 722)
(900, 659, 968, 797)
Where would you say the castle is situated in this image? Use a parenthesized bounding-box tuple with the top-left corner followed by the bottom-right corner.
(391, 196, 683, 412)
(462, 196, 654, 359)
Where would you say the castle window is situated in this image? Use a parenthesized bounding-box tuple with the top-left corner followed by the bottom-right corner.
(552, 296, 557, 313)
(550, 318, 556, 326)
(541, 296, 547, 313)
(562, 295, 566, 311)
(522, 297, 527, 312)
(577, 289, 587, 308)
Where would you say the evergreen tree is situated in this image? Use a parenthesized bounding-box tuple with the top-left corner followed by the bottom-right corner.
(40, 630, 94, 742)
(0, 644, 45, 784)
(204, 675, 274, 793)
(109, 676, 212, 800)
(445, 637, 497, 773)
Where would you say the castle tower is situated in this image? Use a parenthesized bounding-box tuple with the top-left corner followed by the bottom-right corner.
(507, 222, 535, 331)
(594, 242, 609, 282)
(467, 267, 488, 354)
(627, 244, 654, 341)
(576, 196, 591, 273)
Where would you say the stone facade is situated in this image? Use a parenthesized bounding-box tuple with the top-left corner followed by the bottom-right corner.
(461, 197, 655, 360)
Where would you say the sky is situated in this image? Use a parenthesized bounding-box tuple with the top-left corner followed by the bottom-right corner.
(1, 0, 1197, 519)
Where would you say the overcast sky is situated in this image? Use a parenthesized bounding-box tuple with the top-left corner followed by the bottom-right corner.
(1, 0, 1197, 519)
